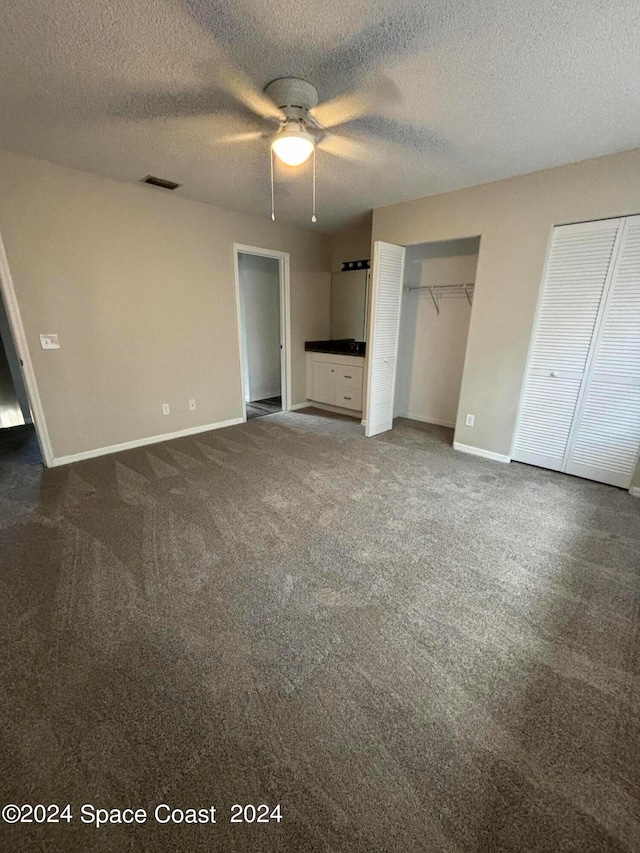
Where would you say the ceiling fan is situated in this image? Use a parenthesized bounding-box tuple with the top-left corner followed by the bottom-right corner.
(211, 69, 399, 223)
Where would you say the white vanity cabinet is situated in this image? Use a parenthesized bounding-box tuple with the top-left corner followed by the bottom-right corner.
(306, 352, 364, 413)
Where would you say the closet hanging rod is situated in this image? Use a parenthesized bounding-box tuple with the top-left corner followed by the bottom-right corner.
(404, 282, 475, 315)
(404, 282, 475, 291)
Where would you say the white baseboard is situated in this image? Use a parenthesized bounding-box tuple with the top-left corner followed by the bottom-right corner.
(399, 412, 455, 428)
(453, 441, 511, 464)
(630, 487, 640, 498)
(289, 401, 311, 411)
(51, 417, 245, 467)
(248, 390, 281, 403)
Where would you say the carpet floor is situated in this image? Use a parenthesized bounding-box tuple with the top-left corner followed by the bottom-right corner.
(0, 410, 638, 852)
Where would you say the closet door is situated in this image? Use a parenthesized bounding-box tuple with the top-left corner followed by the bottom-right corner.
(365, 241, 406, 437)
(513, 219, 622, 470)
(565, 215, 640, 487)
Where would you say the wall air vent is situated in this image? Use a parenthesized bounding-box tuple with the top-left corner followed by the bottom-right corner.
(141, 175, 181, 190)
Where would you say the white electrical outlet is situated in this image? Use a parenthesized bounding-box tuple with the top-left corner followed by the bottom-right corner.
(465, 414, 475, 427)
(40, 334, 60, 350)
(188, 398, 196, 411)
(162, 403, 170, 416)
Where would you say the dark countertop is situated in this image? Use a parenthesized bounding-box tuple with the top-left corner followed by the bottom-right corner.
(305, 339, 366, 356)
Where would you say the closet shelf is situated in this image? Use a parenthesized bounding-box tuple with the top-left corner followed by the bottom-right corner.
(404, 282, 475, 315)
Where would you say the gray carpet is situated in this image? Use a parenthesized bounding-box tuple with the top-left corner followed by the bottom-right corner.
(0, 410, 639, 852)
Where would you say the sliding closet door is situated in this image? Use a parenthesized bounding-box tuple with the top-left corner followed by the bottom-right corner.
(365, 241, 406, 437)
(513, 219, 622, 470)
(564, 215, 640, 487)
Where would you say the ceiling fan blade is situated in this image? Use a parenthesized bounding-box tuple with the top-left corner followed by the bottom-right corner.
(211, 130, 266, 146)
(317, 134, 377, 163)
(310, 77, 400, 129)
(210, 56, 284, 121)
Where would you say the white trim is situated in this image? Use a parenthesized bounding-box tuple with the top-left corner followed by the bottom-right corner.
(289, 401, 310, 411)
(453, 441, 511, 463)
(400, 412, 455, 428)
(247, 388, 281, 403)
(0, 228, 55, 467)
(629, 487, 640, 498)
(51, 417, 244, 467)
(233, 244, 292, 419)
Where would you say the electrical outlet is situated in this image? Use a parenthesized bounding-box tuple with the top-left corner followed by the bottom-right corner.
(40, 334, 60, 350)
(162, 403, 170, 416)
(465, 414, 475, 427)
(188, 398, 196, 411)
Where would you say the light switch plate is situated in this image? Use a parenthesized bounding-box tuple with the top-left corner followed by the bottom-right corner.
(465, 414, 475, 427)
(40, 334, 60, 349)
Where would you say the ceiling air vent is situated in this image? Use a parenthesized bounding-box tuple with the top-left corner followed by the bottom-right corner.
(141, 175, 181, 190)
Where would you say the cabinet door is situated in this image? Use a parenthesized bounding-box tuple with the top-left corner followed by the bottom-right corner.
(513, 218, 622, 470)
(312, 361, 336, 405)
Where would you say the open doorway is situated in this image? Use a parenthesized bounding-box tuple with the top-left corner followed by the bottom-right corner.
(233, 245, 291, 421)
(0, 232, 52, 466)
(394, 237, 480, 436)
(0, 290, 41, 462)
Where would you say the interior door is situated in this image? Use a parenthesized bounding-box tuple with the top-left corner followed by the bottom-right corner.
(513, 218, 622, 470)
(364, 241, 406, 437)
(564, 215, 640, 487)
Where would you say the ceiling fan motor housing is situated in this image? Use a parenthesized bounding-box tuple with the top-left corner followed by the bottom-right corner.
(264, 77, 319, 112)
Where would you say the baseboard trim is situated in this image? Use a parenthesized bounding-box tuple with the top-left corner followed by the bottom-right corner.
(400, 412, 456, 428)
(630, 487, 640, 498)
(289, 402, 310, 411)
(51, 417, 245, 467)
(453, 441, 511, 464)
(248, 391, 281, 403)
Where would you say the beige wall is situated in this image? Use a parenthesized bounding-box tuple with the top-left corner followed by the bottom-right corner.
(0, 149, 330, 460)
(372, 148, 640, 489)
(330, 212, 373, 272)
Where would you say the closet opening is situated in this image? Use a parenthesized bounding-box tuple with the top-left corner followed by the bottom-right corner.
(394, 236, 480, 442)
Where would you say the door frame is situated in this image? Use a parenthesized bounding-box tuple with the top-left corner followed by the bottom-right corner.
(0, 228, 54, 466)
(232, 244, 291, 420)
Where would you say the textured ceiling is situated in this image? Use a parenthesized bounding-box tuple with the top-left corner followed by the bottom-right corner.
(0, 0, 639, 231)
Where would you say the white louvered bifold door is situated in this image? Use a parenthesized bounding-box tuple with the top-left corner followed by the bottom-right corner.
(564, 215, 640, 488)
(364, 241, 406, 437)
(513, 219, 622, 470)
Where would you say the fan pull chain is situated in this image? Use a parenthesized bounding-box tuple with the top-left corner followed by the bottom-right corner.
(270, 148, 276, 222)
(311, 147, 317, 223)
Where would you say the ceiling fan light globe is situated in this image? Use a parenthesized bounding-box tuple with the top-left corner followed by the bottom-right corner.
(271, 128, 315, 166)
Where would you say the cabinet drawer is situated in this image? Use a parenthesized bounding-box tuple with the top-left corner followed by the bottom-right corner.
(336, 366, 363, 389)
(336, 384, 362, 411)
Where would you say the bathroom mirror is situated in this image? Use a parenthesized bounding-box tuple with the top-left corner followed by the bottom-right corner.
(330, 270, 369, 341)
